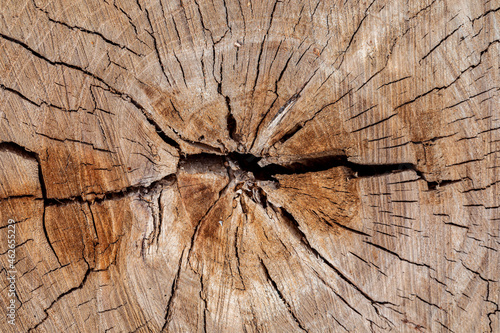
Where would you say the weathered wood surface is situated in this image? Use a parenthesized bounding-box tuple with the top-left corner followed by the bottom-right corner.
(0, 0, 499, 332)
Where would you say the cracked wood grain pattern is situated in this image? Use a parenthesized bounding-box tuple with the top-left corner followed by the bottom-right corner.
(0, 0, 499, 332)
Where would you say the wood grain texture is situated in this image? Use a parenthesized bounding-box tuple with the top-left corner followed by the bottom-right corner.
(0, 0, 499, 332)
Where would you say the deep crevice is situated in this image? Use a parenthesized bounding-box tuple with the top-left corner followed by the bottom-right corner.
(226, 103, 239, 143)
(225, 152, 462, 192)
(6, 144, 440, 209)
(145, 119, 180, 150)
(278, 124, 303, 144)
(225, 152, 415, 181)
(180, 152, 430, 194)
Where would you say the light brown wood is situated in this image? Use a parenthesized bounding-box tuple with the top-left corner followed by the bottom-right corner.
(0, 0, 499, 332)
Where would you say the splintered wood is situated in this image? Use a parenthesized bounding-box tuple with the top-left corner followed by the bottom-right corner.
(0, 0, 499, 332)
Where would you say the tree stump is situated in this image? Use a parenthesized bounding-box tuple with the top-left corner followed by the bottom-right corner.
(1, 0, 499, 332)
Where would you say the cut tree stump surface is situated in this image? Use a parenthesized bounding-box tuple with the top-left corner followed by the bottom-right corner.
(0, 0, 499, 332)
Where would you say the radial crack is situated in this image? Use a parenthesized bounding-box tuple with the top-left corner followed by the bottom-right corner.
(260, 259, 308, 332)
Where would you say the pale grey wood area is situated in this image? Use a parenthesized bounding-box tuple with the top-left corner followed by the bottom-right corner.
(0, 0, 499, 332)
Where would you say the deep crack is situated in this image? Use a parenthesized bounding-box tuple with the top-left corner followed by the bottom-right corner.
(179, 151, 442, 192)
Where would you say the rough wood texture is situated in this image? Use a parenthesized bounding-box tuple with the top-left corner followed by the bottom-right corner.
(1, 0, 499, 332)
